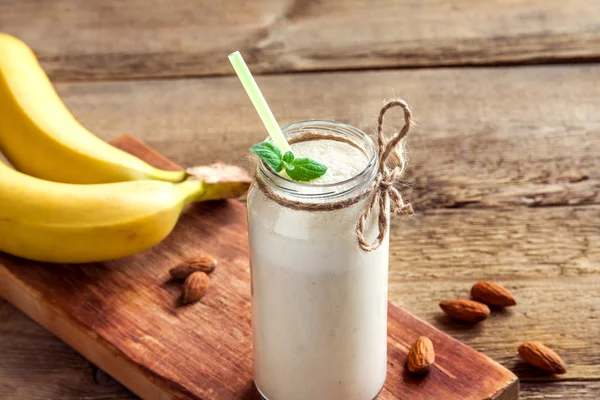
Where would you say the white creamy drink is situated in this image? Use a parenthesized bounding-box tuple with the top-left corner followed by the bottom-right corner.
(248, 122, 389, 400)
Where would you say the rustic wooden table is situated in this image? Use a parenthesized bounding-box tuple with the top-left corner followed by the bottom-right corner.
(1, 1, 599, 399)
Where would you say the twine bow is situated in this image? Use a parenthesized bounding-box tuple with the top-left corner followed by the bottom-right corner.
(355, 99, 414, 252)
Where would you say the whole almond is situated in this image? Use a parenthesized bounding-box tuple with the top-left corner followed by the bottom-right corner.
(471, 281, 516, 307)
(182, 272, 210, 304)
(407, 336, 435, 374)
(170, 255, 217, 280)
(439, 299, 490, 323)
(518, 341, 567, 375)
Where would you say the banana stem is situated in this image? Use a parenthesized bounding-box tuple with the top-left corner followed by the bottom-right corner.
(184, 163, 252, 202)
(177, 176, 252, 205)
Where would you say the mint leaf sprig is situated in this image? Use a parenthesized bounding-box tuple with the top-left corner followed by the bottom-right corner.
(251, 142, 327, 182)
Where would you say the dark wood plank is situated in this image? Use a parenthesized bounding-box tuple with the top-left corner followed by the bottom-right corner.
(2, 0, 600, 80)
(384, 306, 517, 400)
(51, 65, 600, 210)
(1, 136, 255, 399)
(0, 136, 518, 400)
(0, 299, 132, 400)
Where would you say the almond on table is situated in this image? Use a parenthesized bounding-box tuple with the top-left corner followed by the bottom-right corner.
(518, 341, 567, 375)
(471, 281, 516, 307)
(439, 299, 491, 323)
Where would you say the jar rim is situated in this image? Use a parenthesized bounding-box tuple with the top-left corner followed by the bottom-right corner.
(256, 120, 378, 202)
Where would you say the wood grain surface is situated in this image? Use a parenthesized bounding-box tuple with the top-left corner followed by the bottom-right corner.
(1, 1, 599, 396)
(0, 136, 519, 400)
(1, 0, 600, 80)
(0, 63, 598, 399)
(51, 65, 600, 210)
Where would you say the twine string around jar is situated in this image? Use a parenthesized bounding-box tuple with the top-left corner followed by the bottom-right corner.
(355, 98, 414, 252)
(254, 98, 414, 252)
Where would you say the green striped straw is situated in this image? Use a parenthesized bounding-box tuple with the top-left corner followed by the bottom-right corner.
(228, 51, 291, 153)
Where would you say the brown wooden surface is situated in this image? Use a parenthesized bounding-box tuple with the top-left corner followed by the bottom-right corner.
(52, 65, 600, 210)
(0, 136, 518, 400)
(1, 1, 600, 398)
(1, 66, 599, 399)
(1, 0, 600, 80)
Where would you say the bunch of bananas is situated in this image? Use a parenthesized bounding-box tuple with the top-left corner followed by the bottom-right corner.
(0, 34, 250, 263)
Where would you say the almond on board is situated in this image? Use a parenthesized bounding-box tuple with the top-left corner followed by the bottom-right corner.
(407, 336, 435, 374)
(170, 255, 217, 279)
(181, 272, 211, 304)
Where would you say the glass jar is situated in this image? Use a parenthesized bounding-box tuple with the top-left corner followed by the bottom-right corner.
(248, 120, 389, 400)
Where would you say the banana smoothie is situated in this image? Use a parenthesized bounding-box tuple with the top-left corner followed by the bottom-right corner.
(248, 121, 389, 400)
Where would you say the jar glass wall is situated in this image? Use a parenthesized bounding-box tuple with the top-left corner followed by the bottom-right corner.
(248, 120, 389, 400)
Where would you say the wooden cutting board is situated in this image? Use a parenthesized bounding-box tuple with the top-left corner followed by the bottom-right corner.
(0, 135, 518, 400)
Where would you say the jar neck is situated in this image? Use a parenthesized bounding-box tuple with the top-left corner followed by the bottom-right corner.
(256, 120, 378, 205)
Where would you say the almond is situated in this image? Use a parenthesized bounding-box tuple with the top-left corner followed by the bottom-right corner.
(181, 272, 210, 304)
(471, 281, 516, 307)
(170, 255, 217, 279)
(439, 299, 490, 323)
(518, 341, 567, 375)
(407, 336, 435, 374)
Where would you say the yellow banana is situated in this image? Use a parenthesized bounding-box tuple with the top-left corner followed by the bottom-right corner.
(0, 33, 186, 184)
(0, 160, 248, 263)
